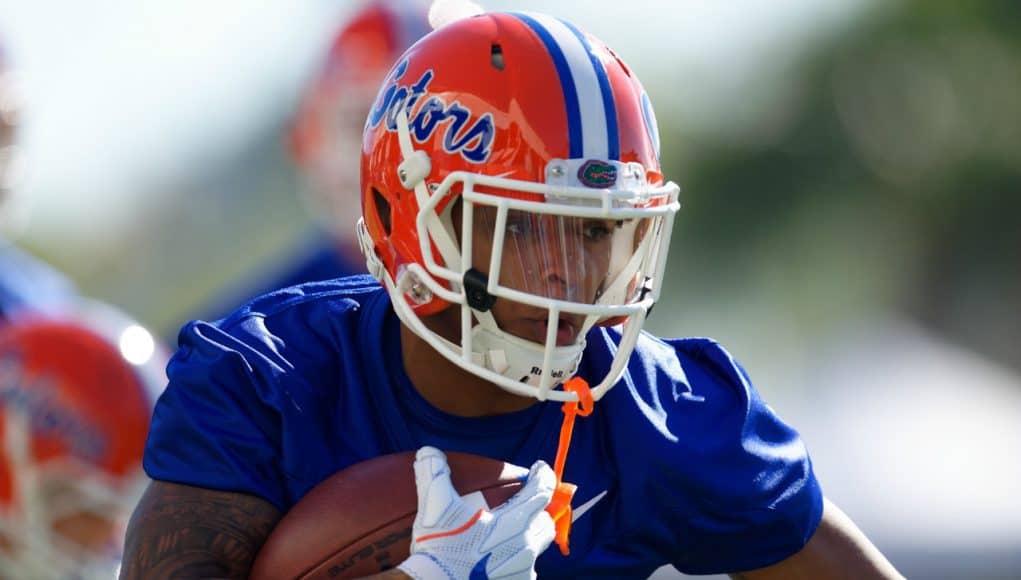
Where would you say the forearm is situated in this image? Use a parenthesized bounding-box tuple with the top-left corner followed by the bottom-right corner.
(730, 498, 902, 580)
(120, 480, 282, 580)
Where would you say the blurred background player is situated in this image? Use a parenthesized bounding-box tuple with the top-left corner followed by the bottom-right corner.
(182, 0, 430, 327)
(0, 36, 169, 580)
(0, 44, 77, 321)
(0, 310, 166, 580)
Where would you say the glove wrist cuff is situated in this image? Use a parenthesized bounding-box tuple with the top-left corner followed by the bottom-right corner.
(397, 553, 454, 580)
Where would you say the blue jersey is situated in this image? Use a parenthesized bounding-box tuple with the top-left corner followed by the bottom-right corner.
(0, 241, 77, 321)
(145, 276, 823, 577)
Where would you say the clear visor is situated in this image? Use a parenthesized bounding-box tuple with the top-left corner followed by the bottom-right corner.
(467, 203, 658, 309)
(451, 190, 670, 351)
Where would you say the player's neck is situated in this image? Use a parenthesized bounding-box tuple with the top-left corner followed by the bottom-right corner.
(399, 323, 538, 417)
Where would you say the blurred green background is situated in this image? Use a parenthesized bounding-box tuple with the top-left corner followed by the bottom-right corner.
(3, 0, 1019, 577)
(649, 0, 1020, 368)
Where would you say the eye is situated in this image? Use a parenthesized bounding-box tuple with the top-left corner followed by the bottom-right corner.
(582, 220, 615, 242)
(505, 215, 533, 236)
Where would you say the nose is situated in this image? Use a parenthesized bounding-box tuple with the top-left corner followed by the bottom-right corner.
(543, 271, 573, 301)
(517, 218, 610, 303)
(538, 255, 586, 302)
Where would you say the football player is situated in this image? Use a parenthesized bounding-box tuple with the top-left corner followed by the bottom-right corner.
(0, 307, 167, 579)
(0, 46, 78, 320)
(0, 38, 169, 580)
(184, 0, 431, 326)
(125, 9, 902, 579)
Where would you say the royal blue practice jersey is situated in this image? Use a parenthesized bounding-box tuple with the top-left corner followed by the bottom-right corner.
(145, 276, 823, 577)
(169, 230, 361, 342)
(0, 241, 77, 321)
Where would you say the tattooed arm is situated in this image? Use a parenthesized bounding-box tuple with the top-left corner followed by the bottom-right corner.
(120, 480, 413, 580)
(120, 480, 282, 579)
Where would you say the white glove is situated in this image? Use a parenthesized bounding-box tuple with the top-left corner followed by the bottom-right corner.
(397, 446, 556, 580)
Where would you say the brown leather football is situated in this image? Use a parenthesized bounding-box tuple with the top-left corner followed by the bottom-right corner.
(250, 451, 528, 579)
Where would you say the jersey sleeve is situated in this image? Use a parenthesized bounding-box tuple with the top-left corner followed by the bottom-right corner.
(665, 338, 824, 574)
(143, 318, 294, 509)
(594, 331, 825, 575)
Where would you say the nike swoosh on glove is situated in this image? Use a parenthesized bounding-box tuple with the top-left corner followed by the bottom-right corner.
(396, 446, 556, 580)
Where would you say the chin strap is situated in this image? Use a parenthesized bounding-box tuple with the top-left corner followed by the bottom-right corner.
(544, 377, 594, 556)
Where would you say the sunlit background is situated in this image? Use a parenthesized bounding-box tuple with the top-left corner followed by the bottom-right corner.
(2, 0, 1019, 578)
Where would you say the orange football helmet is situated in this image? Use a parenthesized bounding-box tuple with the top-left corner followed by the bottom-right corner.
(0, 309, 166, 579)
(357, 12, 680, 402)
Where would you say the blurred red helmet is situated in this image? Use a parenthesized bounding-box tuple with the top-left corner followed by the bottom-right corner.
(0, 309, 167, 579)
(289, 0, 430, 240)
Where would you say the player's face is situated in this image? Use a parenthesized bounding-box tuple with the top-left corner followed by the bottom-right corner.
(463, 203, 617, 346)
(0, 516, 109, 556)
(425, 198, 654, 354)
(43, 478, 121, 553)
(55, 512, 117, 552)
(0, 483, 120, 569)
(301, 79, 380, 242)
(311, 84, 373, 198)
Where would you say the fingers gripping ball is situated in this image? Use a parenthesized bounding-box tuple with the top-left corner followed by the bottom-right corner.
(398, 447, 556, 580)
(250, 450, 538, 579)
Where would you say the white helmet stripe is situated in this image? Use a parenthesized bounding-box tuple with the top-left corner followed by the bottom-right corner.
(513, 12, 614, 160)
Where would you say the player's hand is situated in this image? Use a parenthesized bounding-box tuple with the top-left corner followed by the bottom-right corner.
(396, 446, 555, 580)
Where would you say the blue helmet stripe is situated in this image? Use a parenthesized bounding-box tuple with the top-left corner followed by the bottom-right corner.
(512, 12, 585, 159)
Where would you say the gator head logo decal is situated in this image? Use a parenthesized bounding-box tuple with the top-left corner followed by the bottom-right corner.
(577, 160, 617, 189)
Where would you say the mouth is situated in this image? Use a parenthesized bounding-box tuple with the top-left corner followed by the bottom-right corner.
(521, 317, 580, 347)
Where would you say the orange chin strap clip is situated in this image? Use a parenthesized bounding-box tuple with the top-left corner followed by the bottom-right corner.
(544, 376, 594, 557)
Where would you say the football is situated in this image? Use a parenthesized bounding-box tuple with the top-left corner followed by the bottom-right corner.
(250, 451, 528, 579)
